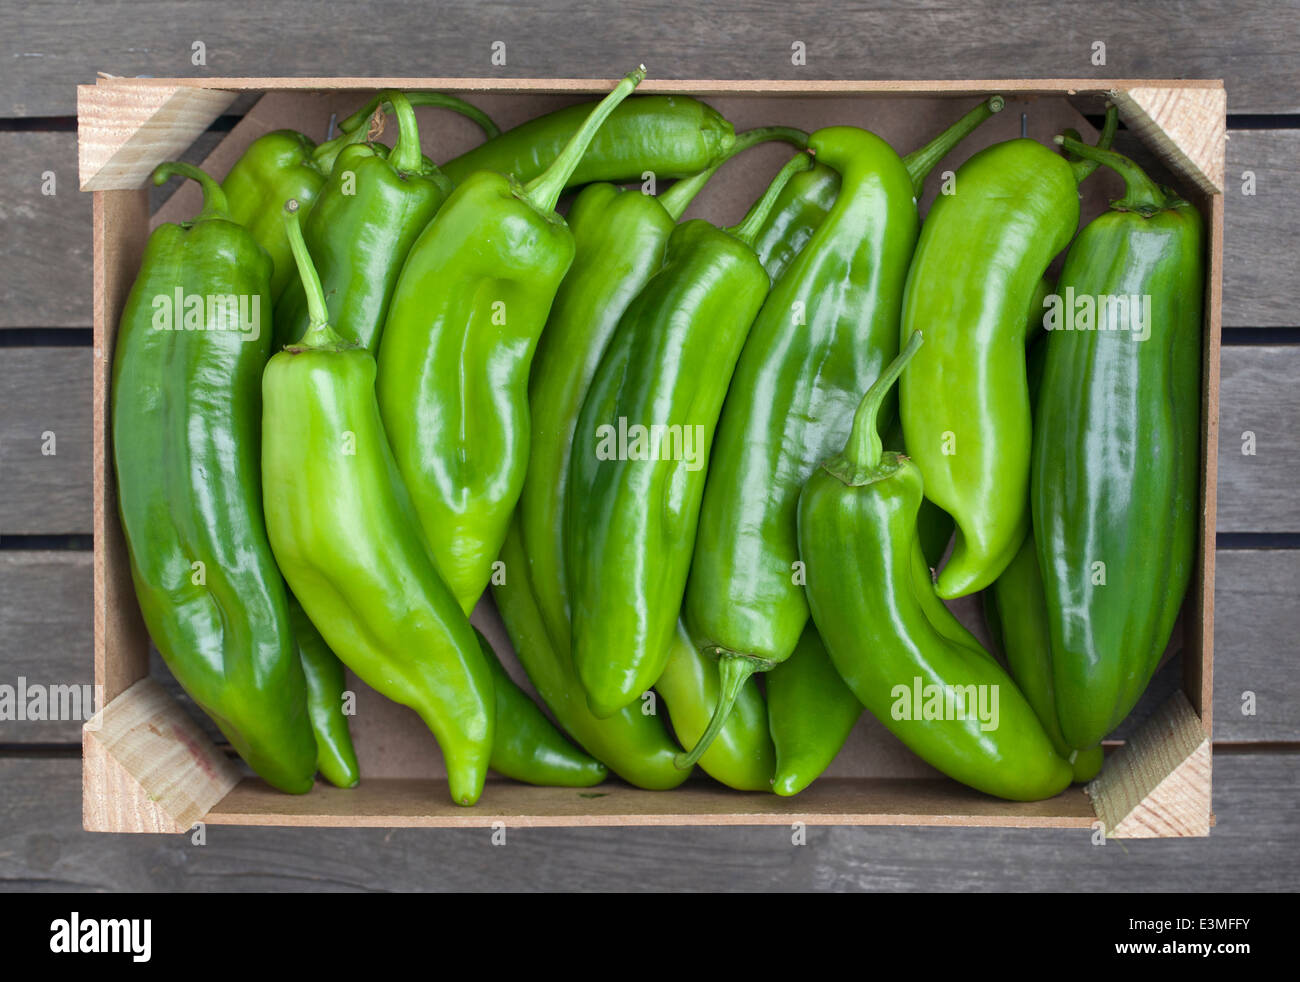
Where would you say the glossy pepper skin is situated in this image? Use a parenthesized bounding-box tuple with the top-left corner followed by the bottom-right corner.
(517, 125, 810, 660)
(751, 162, 840, 282)
(898, 108, 1118, 600)
(287, 594, 360, 788)
(798, 334, 1073, 801)
(112, 163, 316, 793)
(656, 620, 775, 791)
(681, 99, 1003, 765)
(494, 524, 691, 789)
(273, 92, 453, 353)
(378, 69, 645, 616)
(568, 153, 812, 720)
(1032, 139, 1204, 750)
(263, 204, 495, 806)
(476, 630, 607, 787)
(440, 94, 734, 188)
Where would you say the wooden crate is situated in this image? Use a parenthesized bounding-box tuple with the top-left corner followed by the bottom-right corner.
(78, 77, 1224, 836)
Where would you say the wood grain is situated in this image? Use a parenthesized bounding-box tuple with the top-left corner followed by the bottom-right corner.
(0, 348, 91, 534)
(1224, 129, 1300, 328)
(1217, 347, 1300, 532)
(2, 1, 1295, 116)
(1, 752, 1294, 890)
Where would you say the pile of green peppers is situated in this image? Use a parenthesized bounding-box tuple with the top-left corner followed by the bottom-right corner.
(112, 70, 1204, 806)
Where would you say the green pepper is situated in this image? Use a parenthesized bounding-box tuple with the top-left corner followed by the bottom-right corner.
(798, 333, 1073, 801)
(263, 202, 495, 807)
(517, 125, 809, 662)
(751, 162, 840, 282)
(221, 92, 496, 300)
(897, 107, 1117, 600)
(680, 98, 1003, 768)
(439, 94, 735, 188)
(656, 619, 775, 791)
(494, 524, 691, 790)
(112, 162, 316, 794)
(1031, 138, 1204, 750)
(568, 152, 813, 721)
(287, 593, 360, 789)
(378, 68, 645, 616)
(475, 630, 607, 787)
(273, 92, 453, 353)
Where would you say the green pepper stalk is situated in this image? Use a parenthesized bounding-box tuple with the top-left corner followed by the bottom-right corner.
(377, 67, 646, 617)
(264, 201, 496, 806)
(796, 333, 1073, 801)
(439, 93, 736, 188)
(682, 98, 1004, 769)
(570, 150, 814, 722)
(273, 91, 454, 353)
(113, 162, 317, 793)
(1031, 137, 1203, 750)
(337, 90, 502, 140)
(898, 105, 1119, 601)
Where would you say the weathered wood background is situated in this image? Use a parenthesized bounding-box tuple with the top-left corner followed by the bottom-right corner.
(2, 1, 1297, 891)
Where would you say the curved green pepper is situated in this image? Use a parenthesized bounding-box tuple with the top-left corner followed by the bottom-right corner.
(518, 125, 809, 660)
(378, 68, 645, 615)
(287, 593, 360, 789)
(898, 107, 1117, 600)
(681, 98, 1003, 767)
(440, 94, 734, 188)
(656, 619, 774, 791)
(273, 92, 453, 352)
(221, 92, 495, 300)
(568, 152, 812, 721)
(476, 630, 607, 787)
(263, 203, 495, 806)
(798, 333, 1072, 801)
(494, 523, 691, 789)
(1031, 138, 1204, 750)
(112, 162, 316, 793)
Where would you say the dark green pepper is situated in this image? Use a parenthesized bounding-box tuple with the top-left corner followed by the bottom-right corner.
(898, 108, 1117, 600)
(568, 152, 813, 721)
(751, 162, 840, 282)
(273, 91, 453, 353)
(263, 202, 495, 807)
(681, 98, 1004, 767)
(287, 593, 360, 789)
(440, 94, 734, 188)
(494, 524, 691, 790)
(798, 333, 1072, 801)
(1031, 138, 1204, 750)
(112, 162, 316, 793)
(378, 68, 645, 615)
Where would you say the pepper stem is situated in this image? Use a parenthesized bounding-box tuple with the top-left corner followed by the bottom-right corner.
(376, 90, 424, 174)
(521, 66, 646, 214)
(845, 331, 925, 470)
(727, 151, 815, 248)
(1055, 135, 1169, 213)
(1066, 103, 1119, 184)
(151, 161, 229, 220)
(337, 91, 501, 140)
(902, 95, 1005, 196)
(658, 126, 810, 221)
(311, 122, 371, 173)
(281, 200, 349, 351)
(673, 655, 759, 770)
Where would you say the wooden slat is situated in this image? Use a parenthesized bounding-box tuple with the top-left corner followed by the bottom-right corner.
(3, 1, 1296, 116)
(1217, 347, 1300, 532)
(0, 348, 91, 534)
(1224, 129, 1300, 328)
(0, 752, 1294, 889)
(0, 134, 91, 328)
